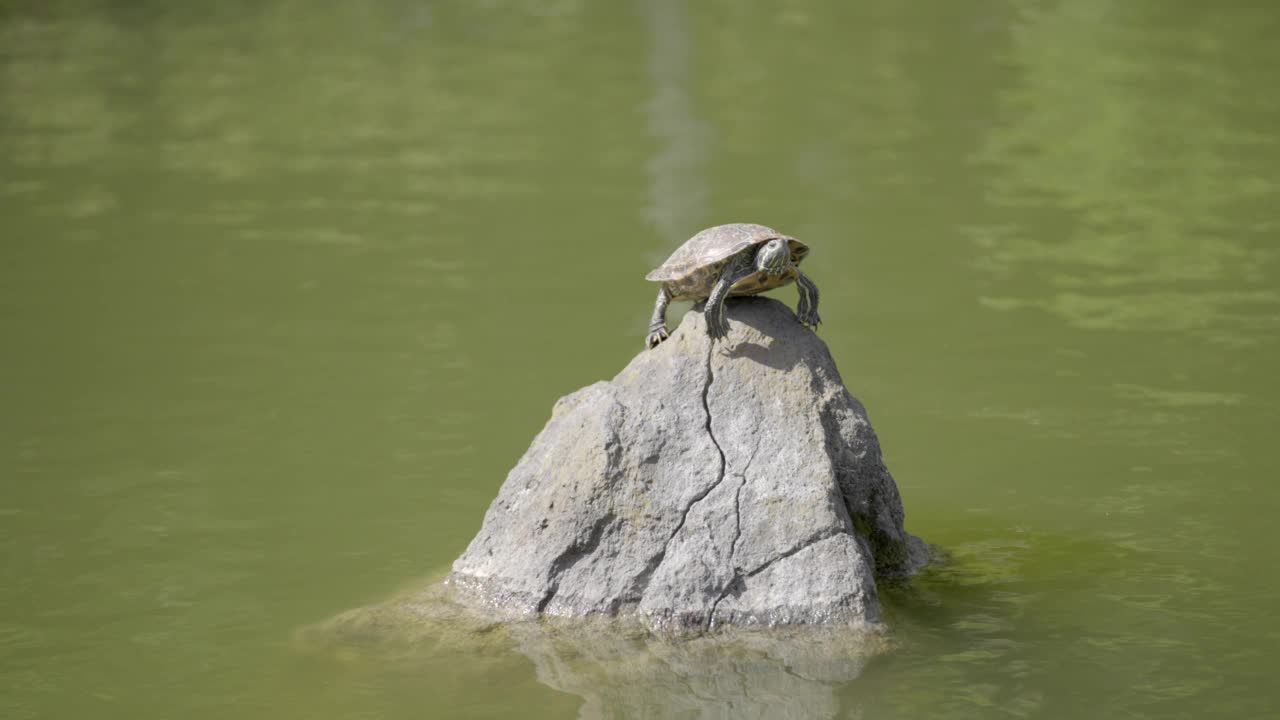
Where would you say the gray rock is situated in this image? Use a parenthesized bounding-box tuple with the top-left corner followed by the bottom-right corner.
(449, 297, 925, 634)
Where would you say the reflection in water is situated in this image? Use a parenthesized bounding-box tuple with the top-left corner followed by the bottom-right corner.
(514, 623, 874, 719)
(302, 583, 881, 719)
(970, 0, 1280, 344)
(640, 0, 710, 252)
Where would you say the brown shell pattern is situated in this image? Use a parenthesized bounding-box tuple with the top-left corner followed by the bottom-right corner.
(645, 223, 810, 300)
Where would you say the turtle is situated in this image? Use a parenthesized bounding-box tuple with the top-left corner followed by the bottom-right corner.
(644, 223, 820, 348)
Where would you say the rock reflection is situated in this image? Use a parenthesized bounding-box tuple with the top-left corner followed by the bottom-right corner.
(301, 582, 883, 719)
(512, 621, 878, 720)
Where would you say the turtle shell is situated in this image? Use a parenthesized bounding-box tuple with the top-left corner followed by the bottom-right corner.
(646, 223, 809, 299)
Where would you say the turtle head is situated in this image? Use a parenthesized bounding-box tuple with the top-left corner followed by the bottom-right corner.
(755, 238, 791, 276)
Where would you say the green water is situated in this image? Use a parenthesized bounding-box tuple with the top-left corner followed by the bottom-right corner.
(3, 1, 1278, 717)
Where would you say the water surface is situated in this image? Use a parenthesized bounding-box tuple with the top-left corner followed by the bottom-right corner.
(3, 1, 1278, 717)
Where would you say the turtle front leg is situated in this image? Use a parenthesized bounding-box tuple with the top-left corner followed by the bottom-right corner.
(705, 252, 757, 342)
(795, 270, 821, 329)
(646, 285, 673, 349)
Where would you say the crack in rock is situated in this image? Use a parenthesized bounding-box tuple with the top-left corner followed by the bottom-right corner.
(700, 339, 728, 503)
(706, 440, 760, 629)
(745, 528, 847, 579)
(704, 477, 746, 630)
(706, 528, 848, 627)
(727, 440, 761, 562)
(634, 339, 729, 608)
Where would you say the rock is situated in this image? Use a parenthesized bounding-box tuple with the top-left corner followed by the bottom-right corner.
(449, 297, 925, 634)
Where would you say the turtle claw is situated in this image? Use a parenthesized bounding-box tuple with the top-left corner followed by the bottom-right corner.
(799, 309, 822, 330)
(646, 327, 670, 349)
(706, 309, 730, 342)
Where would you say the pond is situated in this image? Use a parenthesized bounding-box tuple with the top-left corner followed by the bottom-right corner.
(2, 1, 1278, 718)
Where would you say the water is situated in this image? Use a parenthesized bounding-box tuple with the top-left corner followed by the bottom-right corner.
(2, 1, 1278, 717)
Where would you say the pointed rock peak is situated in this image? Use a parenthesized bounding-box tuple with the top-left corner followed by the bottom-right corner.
(450, 297, 926, 635)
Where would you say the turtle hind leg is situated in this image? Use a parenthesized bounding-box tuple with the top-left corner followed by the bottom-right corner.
(796, 270, 821, 329)
(646, 285, 673, 349)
